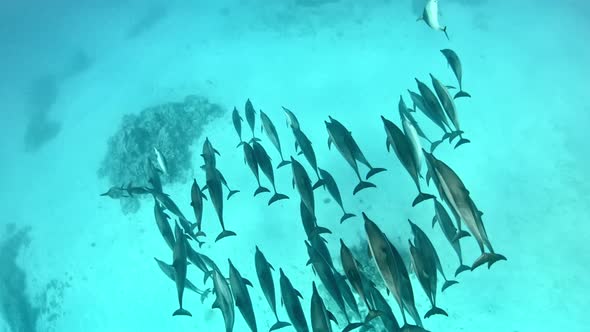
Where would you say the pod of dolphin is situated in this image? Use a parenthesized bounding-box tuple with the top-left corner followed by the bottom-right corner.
(100, 2, 506, 331)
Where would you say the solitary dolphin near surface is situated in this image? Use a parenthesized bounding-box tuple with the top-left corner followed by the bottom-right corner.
(418, 0, 449, 40)
(440, 49, 471, 99)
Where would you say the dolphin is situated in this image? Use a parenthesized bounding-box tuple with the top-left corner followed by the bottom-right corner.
(255, 246, 291, 331)
(310, 282, 339, 332)
(327, 116, 386, 179)
(212, 269, 235, 332)
(252, 141, 290, 205)
(299, 200, 332, 240)
(423, 150, 506, 270)
(415, 78, 455, 142)
(279, 268, 309, 332)
(291, 157, 316, 217)
(318, 168, 355, 223)
(190, 178, 207, 239)
(204, 161, 236, 242)
(382, 113, 435, 207)
(243, 141, 271, 197)
(100, 185, 129, 199)
(233, 106, 245, 147)
(153, 146, 168, 175)
(417, 0, 448, 40)
(260, 110, 290, 168)
(245, 98, 261, 143)
(364, 213, 423, 328)
(171, 223, 191, 317)
(228, 259, 257, 332)
(429, 73, 470, 148)
(432, 200, 471, 276)
(282, 106, 301, 130)
(367, 284, 401, 332)
(154, 257, 210, 302)
(325, 121, 376, 195)
(340, 239, 382, 323)
(440, 49, 471, 99)
(408, 239, 448, 319)
(154, 200, 175, 251)
(292, 128, 323, 189)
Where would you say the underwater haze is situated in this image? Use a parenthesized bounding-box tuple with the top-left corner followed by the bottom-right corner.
(1, 0, 588, 331)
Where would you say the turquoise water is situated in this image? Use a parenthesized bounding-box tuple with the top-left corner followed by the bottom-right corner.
(1, 0, 588, 331)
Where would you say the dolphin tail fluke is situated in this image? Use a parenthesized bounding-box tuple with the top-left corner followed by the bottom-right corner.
(236, 141, 245, 148)
(454, 138, 471, 149)
(366, 167, 386, 179)
(451, 230, 471, 242)
(412, 192, 436, 207)
(441, 280, 459, 292)
(455, 264, 471, 277)
(430, 139, 443, 152)
(448, 130, 464, 142)
(254, 186, 271, 196)
(309, 226, 332, 238)
(215, 230, 237, 242)
(454, 90, 471, 99)
(203, 270, 214, 283)
(227, 190, 240, 200)
(425, 306, 448, 319)
(195, 230, 206, 238)
(268, 193, 289, 205)
(172, 308, 192, 317)
(353, 181, 376, 195)
(277, 160, 291, 169)
(342, 322, 364, 332)
(340, 213, 356, 224)
(442, 26, 449, 40)
(471, 252, 507, 271)
(270, 321, 291, 331)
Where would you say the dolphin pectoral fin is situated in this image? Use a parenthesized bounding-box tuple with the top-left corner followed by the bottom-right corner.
(471, 252, 507, 271)
(432, 215, 438, 228)
(243, 278, 253, 287)
(236, 141, 245, 148)
(309, 226, 332, 238)
(200, 288, 211, 303)
(366, 167, 386, 179)
(340, 213, 356, 224)
(454, 90, 471, 99)
(254, 186, 271, 196)
(446, 85, 457, 90)
(424, 306, 448, 319)
(454, 138, 471, 149)
(327, 311, 339, 324)
(215, 230, 237, 242)
(268, 193, 289, 205)
(269, 321, 291, 331)
(455, 264, 471, 277)
(412, 192, 436, 207)
(353, 181, 376, 195)
(441, 280, 459, 292)
(451, 230, 471, 242)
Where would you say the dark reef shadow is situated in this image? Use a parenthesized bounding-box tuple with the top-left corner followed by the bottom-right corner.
(22, 49, 94, 153)
(0, 225, 39, 332)
(125, 3, 169, 40)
